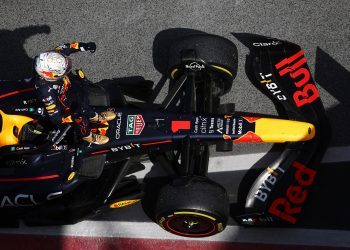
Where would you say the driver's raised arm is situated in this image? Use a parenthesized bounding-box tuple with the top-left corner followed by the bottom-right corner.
(54, 42, 96, 56)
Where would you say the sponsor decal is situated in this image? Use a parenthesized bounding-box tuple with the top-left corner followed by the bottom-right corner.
(70, 156, 75, 169)
(126, 115, 145, 135)
(253, 41, 281, 47)
(110, 143, 140, 152)
(155, 118, 165, 128)
(254, 167, 285, 202)
(240, 216, 274, 225)
(199, 116, 208, 133)
(5, 159, 27, 166)
(0, 191, 63, 208)
(237, 118, 243, 135)
(14, 108, 29, 112)
(115, 112, 122, 139)
(10, 146, 31, 152)
(259, 73, 287, 101)
(275, 50, 319, 108)
(22, 99, 37, 105)
(268, 161, 316, 224)
(193, 116, 239, 136)
(185, 62, 205, 71)
(216, 118, 223, 134)
(110, 199, 140, 209)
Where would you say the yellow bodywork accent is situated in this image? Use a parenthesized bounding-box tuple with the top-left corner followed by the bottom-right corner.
(77, 69, 85, 79)
(211, 65, 233, 77)
(46, 104, 56, 110)
(170, 68, 179, 79)
(174, 211, 216, 221)
(255, 118, 315, 143)
(0, 110, 33, 147)
(62, 115, 73, 124)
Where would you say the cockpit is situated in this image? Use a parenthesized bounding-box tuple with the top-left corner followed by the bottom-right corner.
(0, 110, 46, 148)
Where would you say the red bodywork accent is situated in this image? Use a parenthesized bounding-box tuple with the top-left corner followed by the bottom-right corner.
(0, 174, 60, 182)
(242, 116, 261, 123)
(0, 88, 35, 100)
(90, 149, 110, 155)
(171, 120, 191, 133)
(142, 140, 172, 146)
(233, 131, 263, 143)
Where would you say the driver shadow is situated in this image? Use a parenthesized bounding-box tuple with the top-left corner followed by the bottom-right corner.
(0, 25, 51, 80)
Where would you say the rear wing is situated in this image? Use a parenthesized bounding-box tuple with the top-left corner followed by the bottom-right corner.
(233, 33, 329, 226)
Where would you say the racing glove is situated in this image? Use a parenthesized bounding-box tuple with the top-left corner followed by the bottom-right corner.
(79, 42, 96, 53)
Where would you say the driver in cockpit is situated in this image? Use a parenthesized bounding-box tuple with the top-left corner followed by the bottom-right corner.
(34, 42, 116, 145)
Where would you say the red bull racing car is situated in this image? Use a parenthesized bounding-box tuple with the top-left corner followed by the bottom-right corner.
(0, 31, 328, 237)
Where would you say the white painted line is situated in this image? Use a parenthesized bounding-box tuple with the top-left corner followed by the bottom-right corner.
(1, 221, 350, 247)
(132, 145, 350, 179)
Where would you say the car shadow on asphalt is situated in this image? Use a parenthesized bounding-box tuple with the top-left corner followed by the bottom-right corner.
(315, 47, 350, 147)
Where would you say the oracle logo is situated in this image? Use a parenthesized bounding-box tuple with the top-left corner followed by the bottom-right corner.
(275, 50, 320, 108)
(268, 161, 316, 224)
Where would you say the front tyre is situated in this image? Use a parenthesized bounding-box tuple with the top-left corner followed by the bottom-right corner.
(168, 34, 238, 96)
(155, 176, 229, 237)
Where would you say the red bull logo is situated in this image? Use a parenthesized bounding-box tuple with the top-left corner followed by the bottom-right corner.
(275, 50, 320, 108)
(268, 161, 316, 224)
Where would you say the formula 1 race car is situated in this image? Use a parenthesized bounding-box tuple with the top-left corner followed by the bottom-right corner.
(0, 31, 328, 237)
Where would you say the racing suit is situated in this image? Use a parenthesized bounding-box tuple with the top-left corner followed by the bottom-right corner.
(34, 42, 96, 137)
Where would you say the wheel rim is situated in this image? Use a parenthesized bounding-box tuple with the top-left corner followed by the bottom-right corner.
(165, 213, 218, 237)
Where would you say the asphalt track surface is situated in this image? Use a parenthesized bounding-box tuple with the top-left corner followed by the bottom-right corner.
(0, 0, 349, 249)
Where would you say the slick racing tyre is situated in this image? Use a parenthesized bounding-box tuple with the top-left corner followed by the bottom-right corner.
(153, 28, 207, 75)
(167, 34, 238, 95)
(155, 176, 229, 237)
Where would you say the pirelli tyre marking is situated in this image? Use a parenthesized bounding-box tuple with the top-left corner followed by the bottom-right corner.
(110, 199, 141, 209)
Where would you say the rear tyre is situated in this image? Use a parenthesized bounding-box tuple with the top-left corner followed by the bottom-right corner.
(155, 176, 229, 237)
